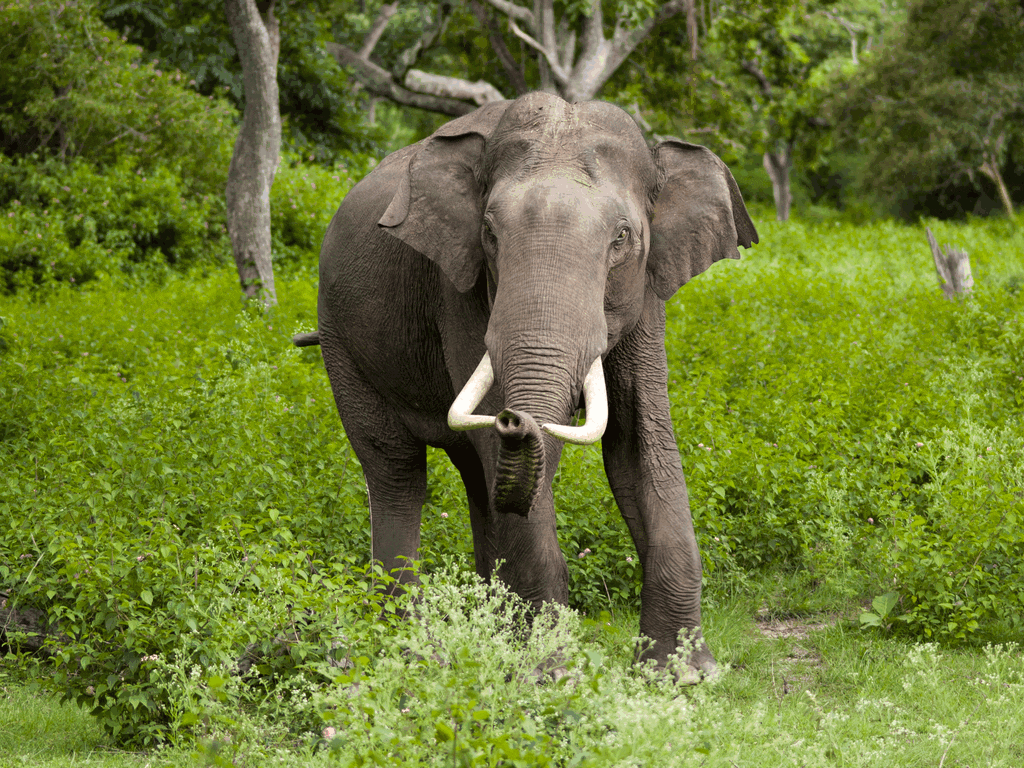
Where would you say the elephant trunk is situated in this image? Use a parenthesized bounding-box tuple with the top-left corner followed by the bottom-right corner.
(490, 409, 545, 517)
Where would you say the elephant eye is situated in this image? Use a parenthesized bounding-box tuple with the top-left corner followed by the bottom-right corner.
(482, 221, 498, 248)
(613, 226, 631, 249)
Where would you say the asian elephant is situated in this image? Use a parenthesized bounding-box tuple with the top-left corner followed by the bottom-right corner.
(293, 92, 757, 679)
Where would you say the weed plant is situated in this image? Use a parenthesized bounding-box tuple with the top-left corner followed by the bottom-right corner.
(1, 212, 1023, 749)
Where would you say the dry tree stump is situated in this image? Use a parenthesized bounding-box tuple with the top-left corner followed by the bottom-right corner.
(926, 227, 973, 299)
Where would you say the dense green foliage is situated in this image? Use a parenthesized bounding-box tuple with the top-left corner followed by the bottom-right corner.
(0, 153, 361, 292)
(99, 0, 386, 162)
(5, 596, 1024, 767)
(833, 0, 1024, 217)
(0, 0, 235, 186)
(2, 212, 1023, 748)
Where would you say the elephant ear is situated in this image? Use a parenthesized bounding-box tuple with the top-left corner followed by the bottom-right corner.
(379, 101, 511, 292)
(648, 140, 759, 301)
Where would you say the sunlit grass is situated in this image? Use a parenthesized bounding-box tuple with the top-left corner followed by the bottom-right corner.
(4, 577, 1024, 767)
(2, 213, 1023, 763)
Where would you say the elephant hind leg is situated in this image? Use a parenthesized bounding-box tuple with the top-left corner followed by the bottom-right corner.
(322, 347, 427, 588)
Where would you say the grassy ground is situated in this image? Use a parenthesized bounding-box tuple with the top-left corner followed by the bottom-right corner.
(2, 210, 1023, 764)
(3, 582, 1024, 767)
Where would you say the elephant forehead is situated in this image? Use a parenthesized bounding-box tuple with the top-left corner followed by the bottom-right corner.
(485, 98, 654, 189)
(490, 174, 631, 230)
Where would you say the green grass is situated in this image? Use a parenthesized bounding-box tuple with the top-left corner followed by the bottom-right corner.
(1, 210, 1023, 762)
(0, 667, 140, 767)
(3, 586, 1024, 767)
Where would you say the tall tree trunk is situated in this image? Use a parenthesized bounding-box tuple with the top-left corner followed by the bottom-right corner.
(763, 144, 793, 222)
(225, 0, 281, 307)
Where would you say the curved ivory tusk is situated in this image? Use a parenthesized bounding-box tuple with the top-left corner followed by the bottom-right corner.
(541, 356, 608, 445)
(448, 352, 497, 431)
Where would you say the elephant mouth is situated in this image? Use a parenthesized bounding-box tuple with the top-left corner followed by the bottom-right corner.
(447, 352, 608, 445)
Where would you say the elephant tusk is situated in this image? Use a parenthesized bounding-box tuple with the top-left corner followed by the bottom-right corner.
(541, 356, 608, 445)
(448, 352, 497, 431)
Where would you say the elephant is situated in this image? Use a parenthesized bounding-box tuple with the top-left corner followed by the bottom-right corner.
(293, 92, 757, 679)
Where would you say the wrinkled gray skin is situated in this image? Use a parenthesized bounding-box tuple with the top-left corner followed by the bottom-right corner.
(300, 93, 757, 678)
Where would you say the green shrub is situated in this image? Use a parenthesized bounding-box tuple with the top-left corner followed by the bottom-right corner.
(872, 382, 1024, 641)
(0, 155, 231, 291)
(269, 160, 363, 267)
(0, 0, 235, 192)
(668, 215, 1024, 633)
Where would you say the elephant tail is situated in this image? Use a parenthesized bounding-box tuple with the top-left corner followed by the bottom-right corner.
(292, 331, 321, 347)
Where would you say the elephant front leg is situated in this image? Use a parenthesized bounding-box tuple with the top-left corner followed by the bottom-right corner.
(601, 298, 716, 679)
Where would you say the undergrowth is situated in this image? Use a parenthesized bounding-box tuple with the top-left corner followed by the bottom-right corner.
(1, 214, 1023, 748)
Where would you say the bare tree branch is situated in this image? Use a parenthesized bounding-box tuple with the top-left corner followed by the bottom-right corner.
(391, 4, 452, 82)
(509, 18, 571, 86)
(741, 59, 772, 98)
(479, 0, 534, 26)
(469, 0, 529, 95)
(578, 0, 604, 64)
(556, 15, 576, 73)
(359, 2, 398, 59)
(820, 10, 863, 64)
(405, 70, 505, 105)
(686, 0, 698, 60)
(327, 42, 476, 116)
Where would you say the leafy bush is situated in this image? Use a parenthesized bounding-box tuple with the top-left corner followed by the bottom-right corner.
(2, 214, 1024, 747)
(0, 149, 372, 292)
(0, 156, 230, 291)
(1, 0, 235, 192)
(269, 160, 365, 268)
(668, 215, 1024, 636)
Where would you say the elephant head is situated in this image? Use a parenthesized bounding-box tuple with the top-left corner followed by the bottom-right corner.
(380, 93, 757, 518)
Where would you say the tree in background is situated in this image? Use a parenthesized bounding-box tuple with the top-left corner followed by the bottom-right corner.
(101, 0, 383, 162)
(224, 0, 281, 307)
(695, 0, 890, 221)
(0, 0, 234, 189)
(835, 0, 1024, 218)
(0, 0, 237, 291)
(329, 1, 698, 116)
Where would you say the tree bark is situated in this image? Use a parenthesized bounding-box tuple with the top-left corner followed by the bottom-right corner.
(763, 145, 792, 222)
(685, 0, 698, 60)
(225, 0, 281, 307)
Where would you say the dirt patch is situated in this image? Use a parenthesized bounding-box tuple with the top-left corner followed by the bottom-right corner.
(754, 613, 840, 691)
(755, 614, 838, 641)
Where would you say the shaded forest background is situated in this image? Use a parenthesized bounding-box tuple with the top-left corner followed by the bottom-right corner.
(2, 0, 1023, 297)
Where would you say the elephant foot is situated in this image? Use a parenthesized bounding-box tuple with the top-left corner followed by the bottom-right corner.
(637, 630, 718, 684)
(506, 648, 569, 685)
(679, 652, 718, 685)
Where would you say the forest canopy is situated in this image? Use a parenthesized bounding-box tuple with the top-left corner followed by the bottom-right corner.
(1, 0, 1022, 292)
